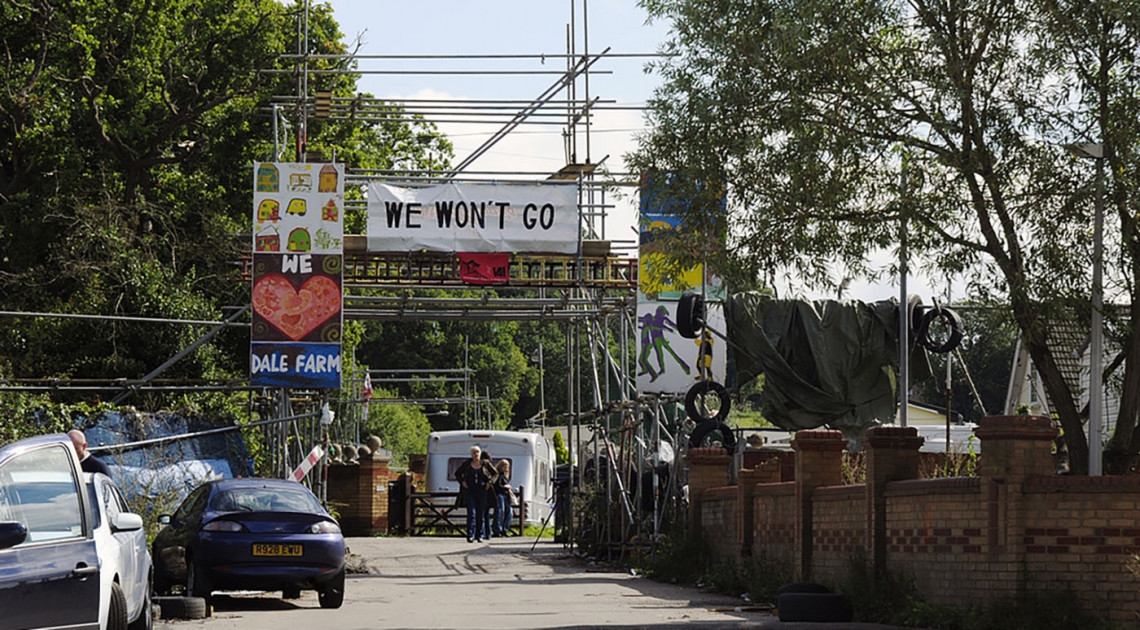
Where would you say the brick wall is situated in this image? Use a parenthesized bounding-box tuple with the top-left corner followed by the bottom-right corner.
(812, 484, 866, 585)
(884, 477, 993, 602)
(700, 486, 740, 560)
(1023, 476, 1140, 624)
(684, 416, 1140, 623)
(752, 483, 796, 566)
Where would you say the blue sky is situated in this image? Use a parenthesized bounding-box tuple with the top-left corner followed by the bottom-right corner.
(317, 1, 939, 302)
(319, 1, 670, 245)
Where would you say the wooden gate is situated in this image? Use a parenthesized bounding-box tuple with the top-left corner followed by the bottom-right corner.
(406, 490, 526, 536)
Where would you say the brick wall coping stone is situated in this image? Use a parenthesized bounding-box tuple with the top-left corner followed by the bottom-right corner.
(752, 481, 796, 496)
(814, 484, 865, 499)
(864, 425, 924, 450)
(703, 486, 738, 500)
(686, 446, 733, 464)
(1024, 475, 1140, 492)
(885, 477, 981, 496)
(791, 429, 847, 452)
(974, 415, 1057, 441)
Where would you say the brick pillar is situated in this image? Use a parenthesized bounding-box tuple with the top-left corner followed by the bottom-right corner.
(791, 430, 846, 581)
(358, 451, 391, 534)
(684, 447, 733, 539)
(974, 415, 1056, 598)
(863, 426, 924, 574)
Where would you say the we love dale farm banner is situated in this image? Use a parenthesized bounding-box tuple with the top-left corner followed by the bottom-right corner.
(251, 162, 343, 388)
(366, 182, 579, 254)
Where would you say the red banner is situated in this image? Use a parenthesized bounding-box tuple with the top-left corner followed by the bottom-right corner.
(458, 253, 509, 285)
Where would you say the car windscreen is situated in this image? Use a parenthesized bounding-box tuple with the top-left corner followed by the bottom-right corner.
(209, 486, 324, 514)
(0, 448, 85, 543)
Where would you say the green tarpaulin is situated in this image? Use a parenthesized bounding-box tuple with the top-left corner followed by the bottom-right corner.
(726, 292, 930, 441)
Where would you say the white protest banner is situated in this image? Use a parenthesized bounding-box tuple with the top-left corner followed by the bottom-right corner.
(366, 182, 579, 254)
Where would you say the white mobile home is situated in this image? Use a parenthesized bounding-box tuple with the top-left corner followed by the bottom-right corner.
(425, 430, 554, 524)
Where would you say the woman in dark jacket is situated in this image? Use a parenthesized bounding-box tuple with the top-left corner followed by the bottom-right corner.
(458, 445, 494, 542)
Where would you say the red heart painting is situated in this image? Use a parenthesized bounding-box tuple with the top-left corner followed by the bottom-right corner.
(252, 274, 341, 341)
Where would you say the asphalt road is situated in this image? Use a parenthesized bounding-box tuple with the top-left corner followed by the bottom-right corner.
(155, 535, 906, 629)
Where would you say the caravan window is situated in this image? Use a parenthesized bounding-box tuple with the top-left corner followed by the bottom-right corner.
(447, 458, 514, 481)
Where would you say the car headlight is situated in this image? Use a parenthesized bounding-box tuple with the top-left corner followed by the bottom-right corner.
(202, 520, 247, 532)
(309, 521, 341, 534)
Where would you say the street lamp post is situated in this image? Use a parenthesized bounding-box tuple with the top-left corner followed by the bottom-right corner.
(1066, 142, 1105, 476)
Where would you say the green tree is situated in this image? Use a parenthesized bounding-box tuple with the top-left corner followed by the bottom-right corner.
(363, 387, 431, 467)
(0, 1, 451, 411)
(632, 0, 1140, 474)
(552, 429, 569, 464)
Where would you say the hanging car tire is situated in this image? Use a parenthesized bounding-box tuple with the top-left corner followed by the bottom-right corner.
(318, 569, 346, 609)
(777, 592, 853, 622)
(685, 380, 731, 423)
(689, 420, 737, 452)
(154, 596, 207, 620)
(676, 291, 705, 339)
(917, 306, 963, 353)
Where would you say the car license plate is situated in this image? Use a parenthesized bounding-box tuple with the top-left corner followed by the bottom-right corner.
(252, 543, 302, 557)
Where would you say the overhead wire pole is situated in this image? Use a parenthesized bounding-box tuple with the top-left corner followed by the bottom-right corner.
(899, 161, 909, 427)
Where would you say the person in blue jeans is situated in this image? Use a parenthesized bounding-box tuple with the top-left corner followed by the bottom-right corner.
(480, 450, 496, 539)
(492, 459, 513, 536)
(458, 445, 494, 542)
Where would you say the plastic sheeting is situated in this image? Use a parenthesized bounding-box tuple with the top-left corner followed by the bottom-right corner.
(726, 292, 930, 441)
(82, 411, 253, 502)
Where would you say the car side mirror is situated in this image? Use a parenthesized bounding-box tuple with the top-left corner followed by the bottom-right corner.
(0, 521, 28, 549)
(158, 514, 172, 526)
(112, 512, 144, 532)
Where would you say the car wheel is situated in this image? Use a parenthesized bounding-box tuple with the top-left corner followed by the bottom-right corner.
(108, 582, 129, 630)
(153, 596, 208, 620)
(318, 570, 346, 609)
(282, 586, 302, 599)
(153, 567, 171, 596)
(777, 592, 852, 623)
(186, 555, 211, 605)
(127, 581, 153, 630)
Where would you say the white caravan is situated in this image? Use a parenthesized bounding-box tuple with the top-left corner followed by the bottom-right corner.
(425, 430, 554, 525)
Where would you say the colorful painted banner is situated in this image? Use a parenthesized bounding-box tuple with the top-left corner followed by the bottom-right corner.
(254, 162, 344, 254)
(252, 162, 343, 389)
(458, 252, 509, 285)
(251, 342, 342, 389)
(366, 182, 578, 253)
(251, 253, 342, 343)
(635, 301, 727, 394)
(637, 172, 727, 394)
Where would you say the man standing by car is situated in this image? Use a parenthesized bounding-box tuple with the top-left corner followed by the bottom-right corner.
(68, 429, 113, 477)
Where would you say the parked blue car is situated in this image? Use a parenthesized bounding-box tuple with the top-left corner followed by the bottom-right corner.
(152, 477, 346, 608)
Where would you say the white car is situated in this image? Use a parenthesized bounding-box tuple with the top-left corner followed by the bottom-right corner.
(87, 472, 153, 630)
